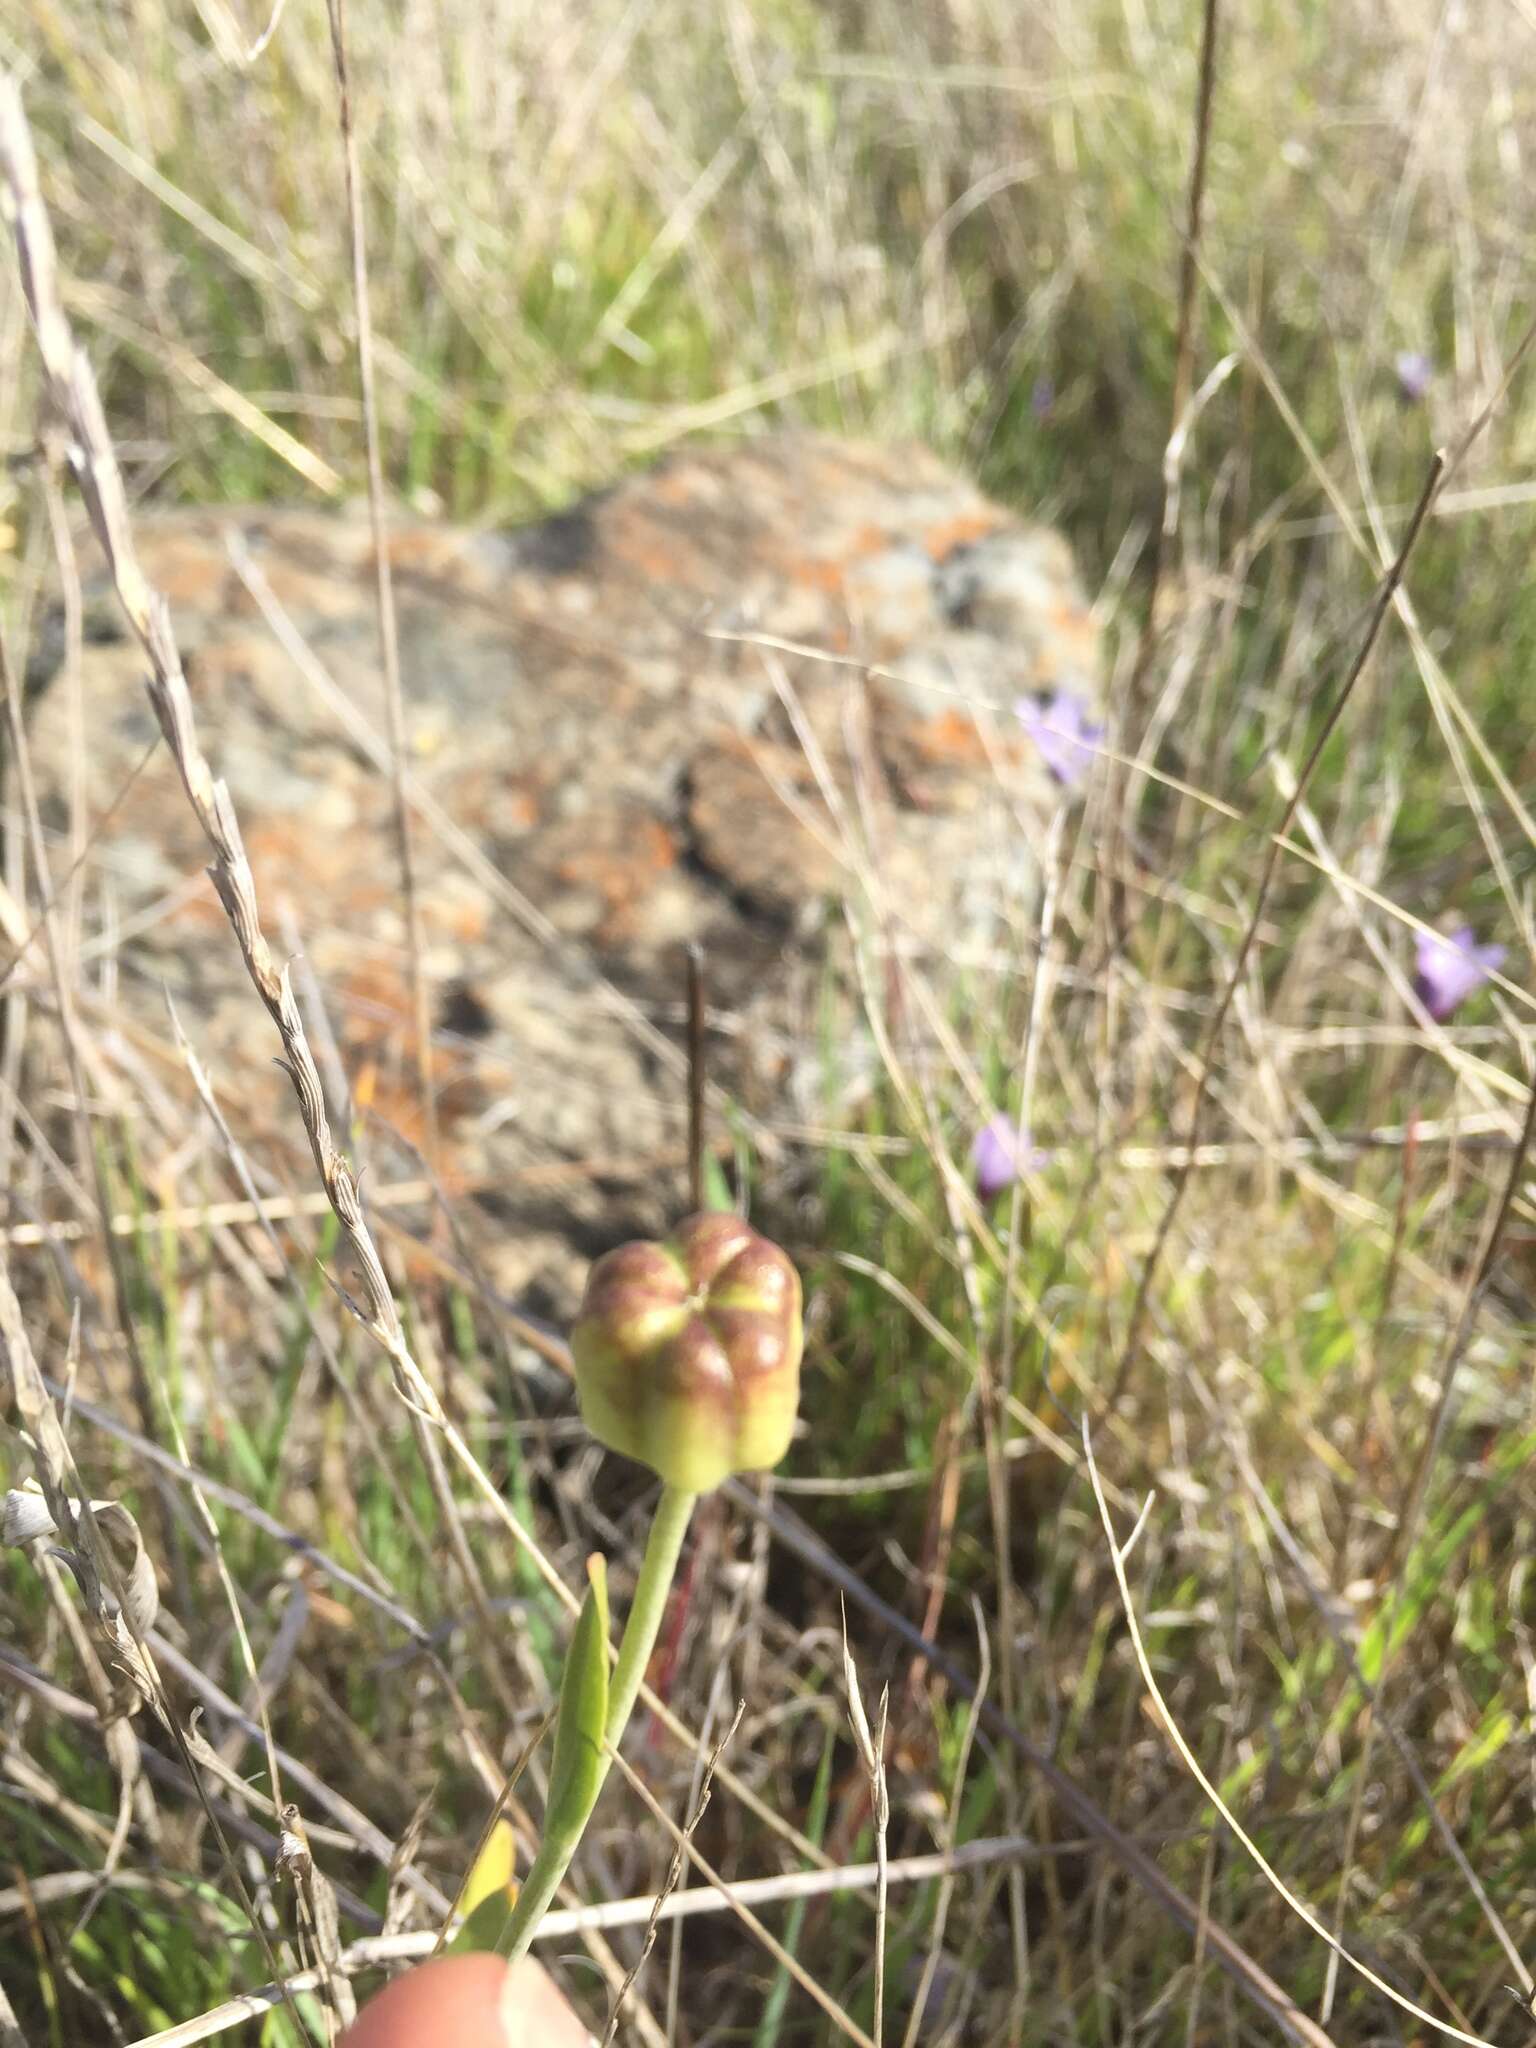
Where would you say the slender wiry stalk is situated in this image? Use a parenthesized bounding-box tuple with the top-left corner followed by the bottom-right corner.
(1096, 0, 1224, 1040)
(1118, 0, 1222, 732)
(1380, 1060, 1536, 1589)
(686, 944, 707, 1213)
(1108, 448, 1447, 1415)
(324, 0, 438, 1163)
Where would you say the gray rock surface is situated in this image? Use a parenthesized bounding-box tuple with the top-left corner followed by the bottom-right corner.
(26, 434, 1100, 1309)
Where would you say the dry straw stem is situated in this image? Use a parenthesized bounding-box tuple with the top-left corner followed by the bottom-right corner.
(1109, 446, 1448, 1413)
(902, 1599, 990, 2048)
(1115, 0, 1221, 747)
(840, 1622, 890, 2048)
(63, 275, 344, 495)
(0, 1264, 155, 1923)
(598, 1700, 744, 2048)
(1082, 1420, 1503, 2048)
(1378, 1057, 1536, 1588)
(608, 1741, 875, 2048)
(0, 603, 165, 1478)
(1098, 0, 1222, 1054)
(0, 1267, 141, 1680)
(0, 1631, 459, 1938)
(323, 0, 437, 1163)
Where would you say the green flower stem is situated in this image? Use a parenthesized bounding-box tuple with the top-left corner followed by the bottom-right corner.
(497, 1483, 697, 1964)
(601, 1483, 695, 1751)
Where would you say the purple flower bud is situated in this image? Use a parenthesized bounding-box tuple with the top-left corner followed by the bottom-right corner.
(971, 1113, 1048, 1200)
(1395, 350, 1433, 403)
(1030, 375, 1055, 420)
(1015, 690, 1103, 790)
(572, 1214, 803, 1492)
(1411, 925, 1505, 1022)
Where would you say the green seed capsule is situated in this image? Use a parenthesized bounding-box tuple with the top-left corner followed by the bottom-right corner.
(571, 1213, 803, 1492)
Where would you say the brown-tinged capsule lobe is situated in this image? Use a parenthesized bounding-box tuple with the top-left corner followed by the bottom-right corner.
(571, 1212, 803, 1492)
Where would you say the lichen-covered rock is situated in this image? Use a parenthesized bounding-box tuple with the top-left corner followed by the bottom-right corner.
(25, 434, 1100, 1311)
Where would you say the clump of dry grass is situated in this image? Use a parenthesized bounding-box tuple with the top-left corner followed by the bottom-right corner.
(2, 3, 1536, 2046)
(9, 0, 1534, 538)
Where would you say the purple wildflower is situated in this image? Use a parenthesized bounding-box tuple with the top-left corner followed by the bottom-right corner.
(1411, 926, 1505, 1022)
(1394, 350, 1433, 403)
(1030, 374, 1056, 420)
(1015, 690, 1104, 789)
(971, 1113, 1048, 1200)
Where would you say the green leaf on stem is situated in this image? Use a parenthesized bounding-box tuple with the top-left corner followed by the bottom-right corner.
(545, 1554, 610, 1847)
(702, 1152, 734, 1213)
(448, 1817, 519, 1954)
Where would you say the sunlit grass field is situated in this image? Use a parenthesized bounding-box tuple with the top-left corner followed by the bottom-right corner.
(3, 1, 1536, 2043)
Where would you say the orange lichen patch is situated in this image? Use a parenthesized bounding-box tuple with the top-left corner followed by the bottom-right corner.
(904, 707, 990, 767)
(335, 961, 474, 1165)
(162, 886, 232, 937)
(552, 811, 679, 946)
(435, 896, 489, 946)
(355, 1068, 475, 1188)
(785, 520, 892, 598)
(1040, 601, 1100, 667)
(790, 557, 846, 594)
(374, 528, 471, 578)
(606, 521, 711, 588)
(139, 535, 235, 612)
(354, 1051, 476, 1164)
(650, 465, 708, 508)
(241, 825, 393, 921)
(848, 521, 890, 557)
(923, 512, 1003, 560)
(502, 784, 541, 834)
(338, 959, 418, 1061)
(242, 554, 364, 622)
(353, 1058, 379, 1115)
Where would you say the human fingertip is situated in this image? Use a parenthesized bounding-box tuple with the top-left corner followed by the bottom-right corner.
(341, 1953, 520, 2047)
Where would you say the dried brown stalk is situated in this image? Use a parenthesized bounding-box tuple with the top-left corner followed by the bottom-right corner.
(324, 0, 438, 1163)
